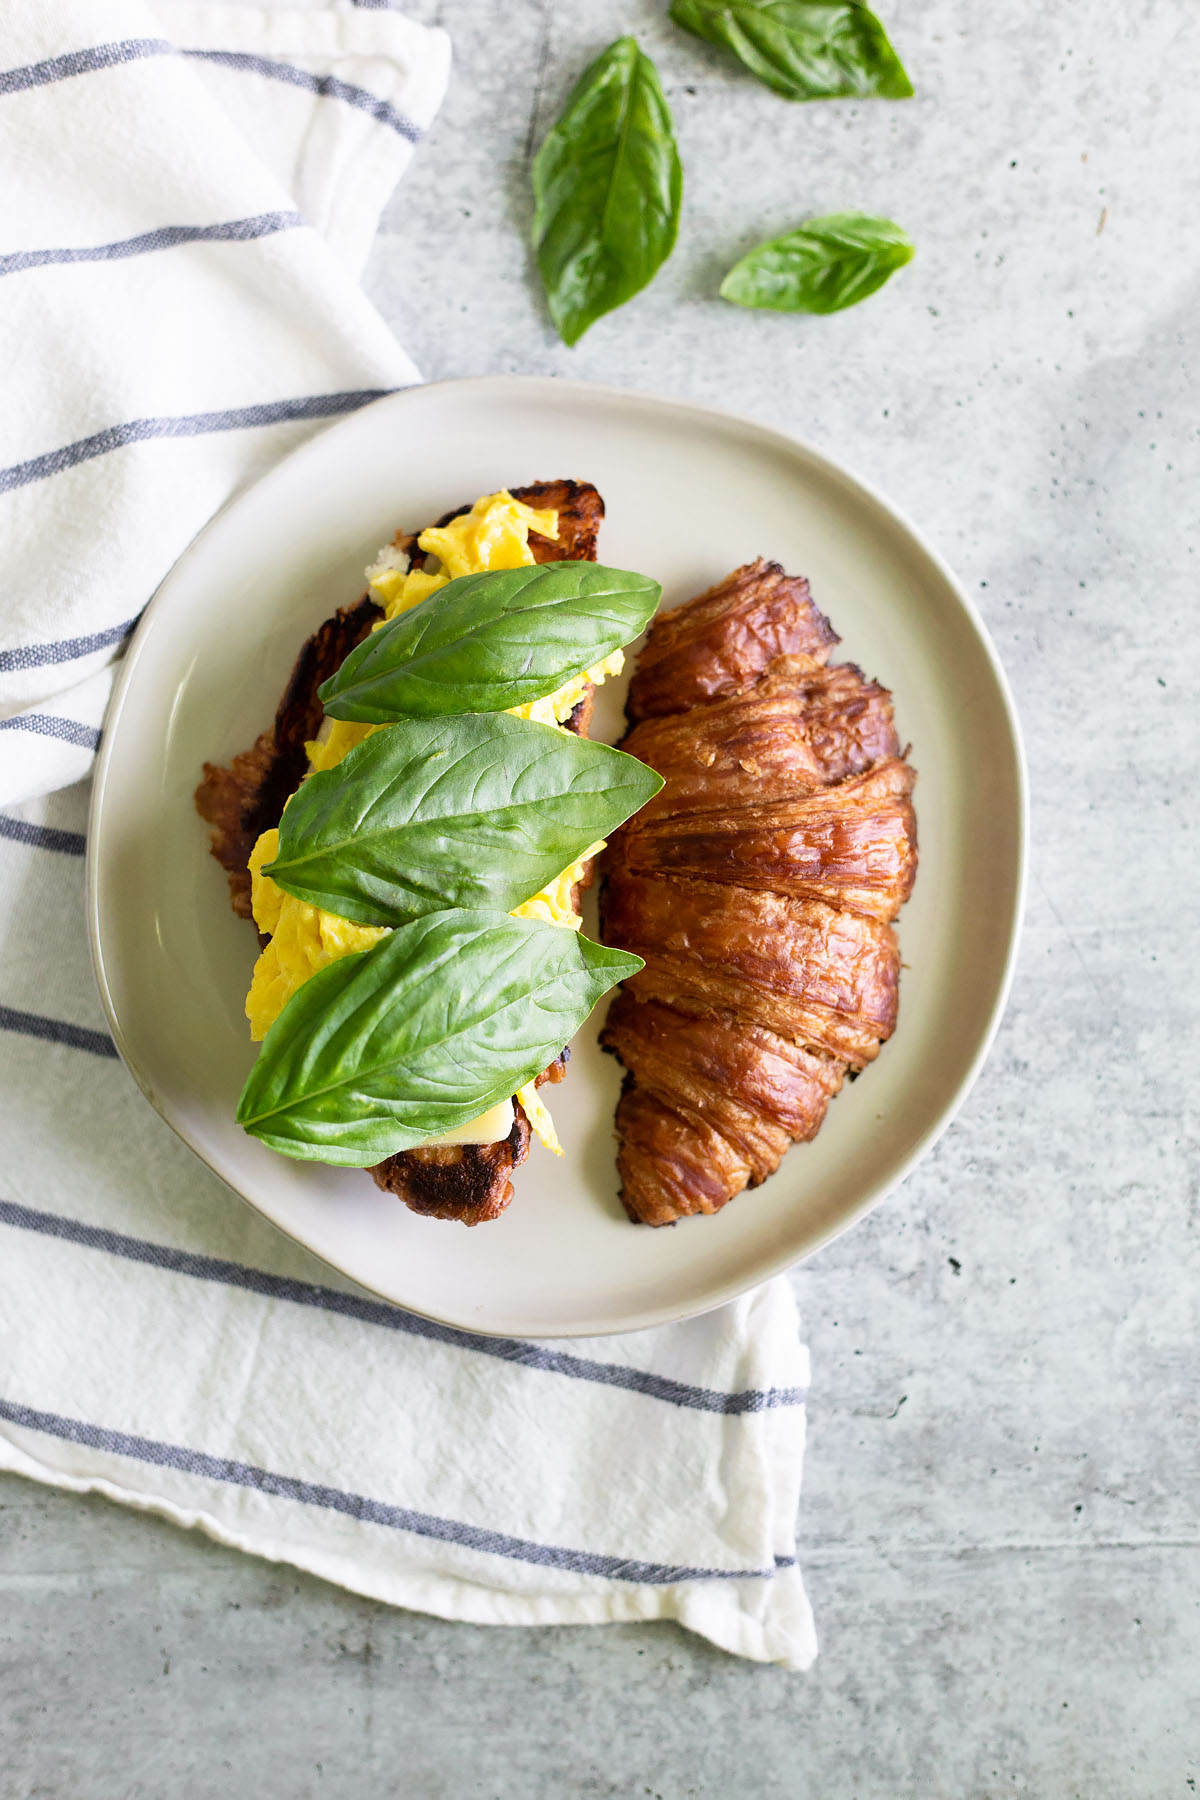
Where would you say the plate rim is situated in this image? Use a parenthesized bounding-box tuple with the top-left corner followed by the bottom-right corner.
(87, 372, 1029, 1338)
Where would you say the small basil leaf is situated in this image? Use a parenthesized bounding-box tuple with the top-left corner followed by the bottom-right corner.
(319, 560, 660, 723)
(720, 213, 913, 314)
(532, 36, 683, 347)
(670, 0, 912, 102)
(264, 713, 664, 927)
(237, 911, 644, 1165)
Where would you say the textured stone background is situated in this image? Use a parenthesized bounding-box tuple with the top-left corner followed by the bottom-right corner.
(3, 1, 1198, 1794)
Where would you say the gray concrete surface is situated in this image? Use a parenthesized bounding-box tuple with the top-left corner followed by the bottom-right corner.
(3, 1, 1199, 1793)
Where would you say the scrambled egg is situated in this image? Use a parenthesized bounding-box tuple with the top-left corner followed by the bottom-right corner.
(245, 830, 387, 1043)
(245, 491, 625, 1155)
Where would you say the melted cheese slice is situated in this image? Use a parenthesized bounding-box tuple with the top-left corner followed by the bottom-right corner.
(429, 1099, 515, 1146)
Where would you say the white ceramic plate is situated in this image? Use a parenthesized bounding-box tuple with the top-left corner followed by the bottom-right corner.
(88, 376, 1026, 1338)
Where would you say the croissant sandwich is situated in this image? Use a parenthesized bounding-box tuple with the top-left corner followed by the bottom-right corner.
(197, 482, 661, 1224)
(600, 558, 918, 1226)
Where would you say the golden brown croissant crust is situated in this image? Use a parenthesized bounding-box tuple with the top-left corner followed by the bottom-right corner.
(600, 558, 917, 1226)
(625, 558, 839, 721)
(194, 480, 604, 1226)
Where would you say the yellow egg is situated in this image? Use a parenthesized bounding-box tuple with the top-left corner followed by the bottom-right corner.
(245, 491, 622, 1151)
(510, 842, 604, 932)
(515, 1081, 562, 1158)
(245, 832, 387, 1043)
(364, 490, 556, 621)
(305, 718, 380, 775)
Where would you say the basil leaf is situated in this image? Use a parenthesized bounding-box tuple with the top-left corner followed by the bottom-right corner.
(720, 213, 913, 314)
(670, 1, 912, 102)
(237, 911, 643, 1165)
(319, 561, 660, 723)
(264, 713, 663, 927)
(531, 36, 683, 347)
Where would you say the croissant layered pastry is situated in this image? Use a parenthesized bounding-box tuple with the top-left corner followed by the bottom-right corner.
(600, 558, 917, 1227)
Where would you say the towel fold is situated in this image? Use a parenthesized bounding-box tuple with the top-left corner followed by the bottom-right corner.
(0, 0, 448, 804)
(0, 0, 817, 1670)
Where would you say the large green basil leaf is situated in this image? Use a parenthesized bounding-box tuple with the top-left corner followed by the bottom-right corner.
(237, 911, 643, 1165)
(264, 714, 663, 926)
(720, 213, 913, 314)
(531, 36, 683, 347)
(670, 1, 912, 102)
(319, 561, 660, 723)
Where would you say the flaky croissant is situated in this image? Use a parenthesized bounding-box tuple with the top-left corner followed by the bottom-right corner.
(600, 559, 917, 1227)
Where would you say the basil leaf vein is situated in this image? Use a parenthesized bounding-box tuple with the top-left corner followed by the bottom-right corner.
(720, 212, 913, 314)
(532, 36, 683, 348)
(236, 911, 643, 1165)
(264, 713, 663, 927)
(670, 0, 912, 102)
(319, 561, 660, 723)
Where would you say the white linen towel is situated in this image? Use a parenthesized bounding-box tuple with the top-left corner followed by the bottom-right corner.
(0, 0, 447, 804)
(0, 0, 818, 1669)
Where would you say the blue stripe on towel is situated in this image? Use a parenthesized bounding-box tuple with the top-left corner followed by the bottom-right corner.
(182, 50, 424, 143)
(0, 39, 423, 142)
(0, 816, 86, 855)
(0, 1396, 795, 1582)
(0, 617, 138, 673)
(0, 1200, 808, 1416)
(0, 1007, 118, 1058)
(0, 714, 100, 749)
(0, 211, 306, 279)
(0, 38, 175, 95)
(0, 389, 396, 495)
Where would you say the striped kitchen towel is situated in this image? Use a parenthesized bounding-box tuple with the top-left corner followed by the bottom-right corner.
(0, 782, 816, 1668)
(0, 0, 818, 1670)
(0, 0, 449, 804)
